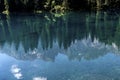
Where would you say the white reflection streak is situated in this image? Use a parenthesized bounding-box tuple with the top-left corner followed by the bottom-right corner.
(112, 43, 118, 50)
(33, 77, 47, 80)
(11, 65, 23, 79)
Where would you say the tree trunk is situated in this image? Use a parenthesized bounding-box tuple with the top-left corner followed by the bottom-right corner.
(4, 0, 9, 10)
(104, 0, 109, 5)
(96, 0, 101, 10)
(87, 0, 90, 5)
(2, 0, 9, 14)
(62, 0, 68, 9)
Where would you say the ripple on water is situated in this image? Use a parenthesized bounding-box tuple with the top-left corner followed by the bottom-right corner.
(71, 74, 113, 80)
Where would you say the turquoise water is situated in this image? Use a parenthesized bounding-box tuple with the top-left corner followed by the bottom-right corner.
(0, 11, 120, 80)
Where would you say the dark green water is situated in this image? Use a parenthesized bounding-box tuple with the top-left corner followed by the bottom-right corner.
(0, 11, 120, 80)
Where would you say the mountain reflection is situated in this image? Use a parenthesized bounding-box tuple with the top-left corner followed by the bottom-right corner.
(0, 11, 120, 61)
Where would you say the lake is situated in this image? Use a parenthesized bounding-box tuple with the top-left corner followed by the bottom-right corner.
(0, 11, 120, 80)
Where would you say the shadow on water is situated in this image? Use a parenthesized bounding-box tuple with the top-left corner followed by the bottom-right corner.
(0, 11, 120, 61)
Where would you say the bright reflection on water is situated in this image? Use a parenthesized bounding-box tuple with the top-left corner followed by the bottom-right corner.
(0, 11, 120, 80)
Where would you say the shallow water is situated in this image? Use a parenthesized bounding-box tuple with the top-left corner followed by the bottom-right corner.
(0, 11, 120, 80)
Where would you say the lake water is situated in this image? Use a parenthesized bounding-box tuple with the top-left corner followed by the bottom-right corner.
(0, 11, 120, 80)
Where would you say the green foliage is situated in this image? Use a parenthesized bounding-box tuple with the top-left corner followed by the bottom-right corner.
(0, 0, 120, 13)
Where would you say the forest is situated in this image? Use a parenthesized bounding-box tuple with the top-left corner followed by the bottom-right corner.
(0, 11, 120, 50)
(0, 11, 119, 61)
(0, 0, 120, 14)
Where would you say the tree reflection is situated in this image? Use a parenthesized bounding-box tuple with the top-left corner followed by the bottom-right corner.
(0, 11, 120, 61)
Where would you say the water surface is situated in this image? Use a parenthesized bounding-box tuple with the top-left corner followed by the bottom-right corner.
(0, 11, 120, 80)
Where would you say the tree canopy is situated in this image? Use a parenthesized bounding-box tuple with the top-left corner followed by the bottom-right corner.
(0, 0, 120, 13)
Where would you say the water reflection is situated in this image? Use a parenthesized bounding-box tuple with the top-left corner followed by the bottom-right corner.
(0, 11, 120, 61)
(1, 52, 120, 80)
(11, 65, 23, 79)
(1, 12, 120, 80)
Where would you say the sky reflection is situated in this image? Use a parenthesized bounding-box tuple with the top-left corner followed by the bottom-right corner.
(33, 77, 47, 80)
(11, 65, 23, 79)
(1, 53, 120, 80)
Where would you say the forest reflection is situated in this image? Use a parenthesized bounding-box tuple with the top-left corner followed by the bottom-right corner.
(0, 11, 120, 61)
